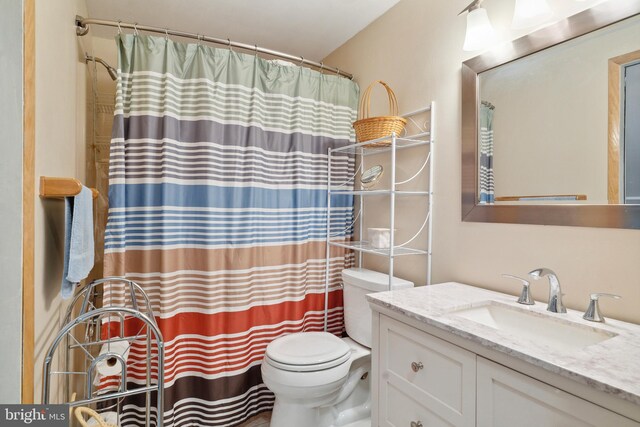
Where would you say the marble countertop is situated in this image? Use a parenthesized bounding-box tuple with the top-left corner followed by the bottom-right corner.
(367, 282, 640, 405)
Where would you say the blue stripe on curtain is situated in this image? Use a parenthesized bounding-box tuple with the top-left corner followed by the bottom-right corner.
(107, 184, 353, 209)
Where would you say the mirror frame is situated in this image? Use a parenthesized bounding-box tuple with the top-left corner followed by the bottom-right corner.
(461, 0, 640, 229)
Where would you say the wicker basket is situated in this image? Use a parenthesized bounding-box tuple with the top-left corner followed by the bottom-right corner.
(353, 80, 406, 147)
(74, 407, 119, 427)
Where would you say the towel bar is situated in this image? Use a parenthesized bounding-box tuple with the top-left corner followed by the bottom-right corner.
(495, 194, 586, 202)
(39, 176, 99, 199)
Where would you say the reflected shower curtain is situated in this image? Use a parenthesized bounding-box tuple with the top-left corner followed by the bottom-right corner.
(103, 34, 358, 426)
(479, 101, 495, 204)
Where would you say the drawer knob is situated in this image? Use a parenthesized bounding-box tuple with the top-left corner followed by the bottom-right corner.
(410, 421, 423, 427)
(411, 361, 424, 372)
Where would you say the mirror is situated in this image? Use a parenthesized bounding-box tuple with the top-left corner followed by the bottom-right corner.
(361, 165, 383, 188)
(479, 15, 640, 205)
(462, 0, 640, 229)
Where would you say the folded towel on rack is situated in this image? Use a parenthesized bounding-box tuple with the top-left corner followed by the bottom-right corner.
(61, 185, 95, 299)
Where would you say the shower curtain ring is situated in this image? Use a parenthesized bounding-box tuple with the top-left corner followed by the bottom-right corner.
(117, 20, 122, 34)
(336, 68, 340, 76)
(197, 34, 203, 46)
(165, 28, 169, 41)
(299, 56, 304, 66)
(133, 22, 139, 35)
(319, 62, 324, 73)
(254, 44, 258, 57)
(227, 38, 233, 52)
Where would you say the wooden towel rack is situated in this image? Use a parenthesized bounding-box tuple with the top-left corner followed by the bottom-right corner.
(39, 177, 99, 199)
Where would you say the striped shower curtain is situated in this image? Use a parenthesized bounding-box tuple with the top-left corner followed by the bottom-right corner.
(103, 34, 358, 426)
(479, 101, 495, 204)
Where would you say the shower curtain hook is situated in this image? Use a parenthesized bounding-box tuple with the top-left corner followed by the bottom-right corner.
(197, 34, 203, 46)
(227, 38, 233, 52)
(319, 62, 324, 73)
(335, 68, 340, 76)
(299, 56, 305, 66)
(133, 22, 139, 36)
(254, 44, 258, 57)
(165, 28, 169, 41)
(117, 20, 122, 34)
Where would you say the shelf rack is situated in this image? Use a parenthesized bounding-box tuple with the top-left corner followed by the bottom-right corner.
(42, 277, 164, 427)
(323, 103, 435, 330)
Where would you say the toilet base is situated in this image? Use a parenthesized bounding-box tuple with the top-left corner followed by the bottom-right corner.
(271, 399, 320, 426)
(269, 390, 371, 427)
(265, 338, 371, 427)
(269, 353, 371, 427)
(270, 402, 371, 427)
(340, 417, 371, 427)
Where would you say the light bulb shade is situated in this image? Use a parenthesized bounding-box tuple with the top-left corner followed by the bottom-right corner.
(463, 8, 497, 52)
(512, 0, 553, 29)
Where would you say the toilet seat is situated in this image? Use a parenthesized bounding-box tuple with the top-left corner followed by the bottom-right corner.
(265, 332, 351, 372)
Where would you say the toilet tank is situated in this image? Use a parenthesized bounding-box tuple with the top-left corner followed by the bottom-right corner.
(342, 268, 414, 348)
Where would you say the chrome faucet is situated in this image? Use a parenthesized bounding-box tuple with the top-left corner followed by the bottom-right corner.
(528, 268, 566, 313)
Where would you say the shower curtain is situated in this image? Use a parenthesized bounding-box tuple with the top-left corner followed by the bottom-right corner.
(479, 101, 495, 204)
(103, 34, 358, 426)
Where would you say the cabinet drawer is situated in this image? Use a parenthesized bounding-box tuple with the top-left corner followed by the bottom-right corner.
(477, 357, 640, 427)
(383, 381, 456, 427)
(379, 315, 476, 427)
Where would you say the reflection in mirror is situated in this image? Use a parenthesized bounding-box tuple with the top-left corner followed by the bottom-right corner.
(461, 0, 640, 229)
(478, 14, 640, 205)
(361, 165, 383, 188)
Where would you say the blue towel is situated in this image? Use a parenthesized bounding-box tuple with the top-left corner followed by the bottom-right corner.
(61, 186, 95, 299)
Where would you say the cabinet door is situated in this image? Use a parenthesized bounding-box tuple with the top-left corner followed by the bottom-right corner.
(477, 357, 639, 427)
(379, 315, 476, 427)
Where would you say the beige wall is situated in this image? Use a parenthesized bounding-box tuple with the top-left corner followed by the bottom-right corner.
(481, 16, 640, 203)
(33, 0, 90, 402)
(324, 0, 640, 323)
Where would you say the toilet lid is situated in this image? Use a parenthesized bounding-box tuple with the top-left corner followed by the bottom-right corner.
(265, 332, 351, 371)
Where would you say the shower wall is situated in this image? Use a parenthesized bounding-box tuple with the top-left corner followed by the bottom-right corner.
(86, 87, 115, 282)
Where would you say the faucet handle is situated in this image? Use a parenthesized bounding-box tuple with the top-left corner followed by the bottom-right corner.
(502, 274, 534, 305)
(583, 293, 621, 322)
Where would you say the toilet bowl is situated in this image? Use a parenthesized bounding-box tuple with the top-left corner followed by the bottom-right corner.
(262, 334, 371, 426)
(261, 268, 413, 427)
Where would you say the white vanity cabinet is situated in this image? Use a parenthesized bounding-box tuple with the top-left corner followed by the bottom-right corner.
(378, 315, 476, 427)
(476, 357, 637, 427)
(374, 312, 640, 427)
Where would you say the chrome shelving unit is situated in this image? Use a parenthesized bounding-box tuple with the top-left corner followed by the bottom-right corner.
(42, 278, 164, 427)
(323, 103, 435, 329)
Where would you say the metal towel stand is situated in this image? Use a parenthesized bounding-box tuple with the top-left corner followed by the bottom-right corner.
(42, 277, 164, 427)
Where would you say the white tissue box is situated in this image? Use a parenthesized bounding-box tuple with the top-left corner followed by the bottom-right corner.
(368, 228, 395, 249)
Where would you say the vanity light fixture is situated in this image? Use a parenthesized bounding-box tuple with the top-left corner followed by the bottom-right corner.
(511, 0, 554, 29)
(459, 0, 498, 51)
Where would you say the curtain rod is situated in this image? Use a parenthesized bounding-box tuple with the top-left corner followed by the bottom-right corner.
(75, 16, 354, 80)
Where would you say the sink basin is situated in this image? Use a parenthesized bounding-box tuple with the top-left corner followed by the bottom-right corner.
(448, 301, 617, 353)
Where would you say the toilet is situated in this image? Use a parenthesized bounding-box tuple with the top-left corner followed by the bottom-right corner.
(261, 268, 414, 427)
